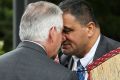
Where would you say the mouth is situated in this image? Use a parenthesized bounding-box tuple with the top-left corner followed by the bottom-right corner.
(61, 41, 71, 49)
(62, 44, 71, 49)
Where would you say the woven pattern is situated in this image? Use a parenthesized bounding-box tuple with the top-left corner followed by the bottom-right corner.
(87, 48, 120, 80)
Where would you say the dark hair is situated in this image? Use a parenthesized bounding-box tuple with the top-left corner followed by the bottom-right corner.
(59, 0, 99, 27)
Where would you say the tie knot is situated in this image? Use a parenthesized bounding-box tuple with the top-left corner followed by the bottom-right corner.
(77, 60, 85, 71)
(76, 60, 85, 80)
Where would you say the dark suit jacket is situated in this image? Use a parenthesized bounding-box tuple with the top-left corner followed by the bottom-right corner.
(0, 41, 78, 80)
(60, 35, 120, 69)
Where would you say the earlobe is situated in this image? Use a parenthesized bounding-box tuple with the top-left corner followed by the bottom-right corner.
(86, 22, 95, 37)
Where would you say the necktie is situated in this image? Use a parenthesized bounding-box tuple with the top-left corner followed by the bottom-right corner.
(76, 60, 85, 80)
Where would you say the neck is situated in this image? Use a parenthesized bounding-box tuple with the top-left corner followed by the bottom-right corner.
(42, 41, 57, 59)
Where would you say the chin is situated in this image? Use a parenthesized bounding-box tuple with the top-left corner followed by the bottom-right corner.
(62, 50, 71, 56)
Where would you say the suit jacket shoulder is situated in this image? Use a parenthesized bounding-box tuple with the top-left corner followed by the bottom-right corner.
(94, 35, 120, 60)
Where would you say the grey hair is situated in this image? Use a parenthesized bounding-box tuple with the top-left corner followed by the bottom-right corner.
(19, 1, 63, 42)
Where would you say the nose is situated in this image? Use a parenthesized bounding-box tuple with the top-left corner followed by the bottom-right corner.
(62, 33, 66, 42)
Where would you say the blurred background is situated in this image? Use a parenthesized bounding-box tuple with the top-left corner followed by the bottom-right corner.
(0, 0, 120, 55)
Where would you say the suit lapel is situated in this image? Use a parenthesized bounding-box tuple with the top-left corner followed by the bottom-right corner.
(93, 35, 108, 61)
(68, 57, 74, 70)
(93, 35, 120, 61)
(60, 54, 74, 70)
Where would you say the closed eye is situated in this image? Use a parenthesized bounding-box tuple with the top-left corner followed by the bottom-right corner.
(63, 26, 73, 34)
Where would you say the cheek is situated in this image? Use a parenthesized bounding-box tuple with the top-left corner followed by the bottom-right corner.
(57, 34, 62, 45)
(70, 32, 88, 46)
(66, 32, 77, 41)
(59, 34, 62, 43)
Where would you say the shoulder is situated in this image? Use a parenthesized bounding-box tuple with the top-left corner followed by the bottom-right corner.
(102, 35, 120, 48)
(0, 49, 20, 77)
(0, 49, 22, 67)
(100, 35, 120, 49)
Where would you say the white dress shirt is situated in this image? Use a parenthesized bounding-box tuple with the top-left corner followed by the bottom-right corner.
(72, 35, 100, 80)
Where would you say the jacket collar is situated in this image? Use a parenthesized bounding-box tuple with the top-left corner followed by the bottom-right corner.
(17, 41, 47, 56)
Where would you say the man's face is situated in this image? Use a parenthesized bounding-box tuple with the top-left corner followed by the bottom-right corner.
(61, 13, 89, 57)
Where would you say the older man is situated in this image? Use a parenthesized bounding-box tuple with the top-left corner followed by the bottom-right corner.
(0, 1, 78, 80)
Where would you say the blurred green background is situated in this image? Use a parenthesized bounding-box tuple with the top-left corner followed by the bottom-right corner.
(0, 0, 120, 55)
(0, 0, 12, 55)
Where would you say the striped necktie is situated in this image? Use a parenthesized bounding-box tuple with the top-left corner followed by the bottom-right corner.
(76, 60, 85, 80)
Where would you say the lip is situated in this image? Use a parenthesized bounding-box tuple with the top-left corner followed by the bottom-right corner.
(62, 44, 71, 49)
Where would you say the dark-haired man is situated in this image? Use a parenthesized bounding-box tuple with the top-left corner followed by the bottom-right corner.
(59, 0, 120, 80)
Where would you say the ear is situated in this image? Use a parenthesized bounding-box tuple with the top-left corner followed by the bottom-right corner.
(86, 22, 96, 37)
(48, 26, 57, 43)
